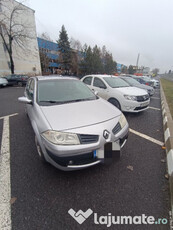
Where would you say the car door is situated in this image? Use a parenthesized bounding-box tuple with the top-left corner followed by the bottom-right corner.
(5, 75, 13, 85)
(92, 77, 109, 100)
(10, 75, 17, 85)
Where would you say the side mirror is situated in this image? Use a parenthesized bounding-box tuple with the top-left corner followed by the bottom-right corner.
(94, 91, 98, 96)
(100, 85, 106, 89)
(18, 96, 32, 104)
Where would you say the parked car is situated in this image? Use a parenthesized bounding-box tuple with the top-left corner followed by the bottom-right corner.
(146, 76, 160, 88)
(5, 74, 28, 86)
(130, 75, 154, 87)
(119, 76, 155, 96)
(18, 76, 129, 171)
(81, 75, 150, 112)
(0, 77, 8, 87)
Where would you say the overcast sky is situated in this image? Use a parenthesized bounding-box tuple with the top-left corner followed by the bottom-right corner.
(26, 0, 173, 73)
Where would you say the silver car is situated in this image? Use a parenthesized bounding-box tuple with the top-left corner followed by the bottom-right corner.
(0, 77, 8, 87)
(18, 76, 129, 171)
(119, 76, 155, 96)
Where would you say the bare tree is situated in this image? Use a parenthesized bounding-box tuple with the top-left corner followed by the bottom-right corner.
(0, 0, 36, 74)
(152, 68, 159, 75)
(70, 37, 82, 51)
(39, 32, 53, 42)
(39, 50, 50, 75)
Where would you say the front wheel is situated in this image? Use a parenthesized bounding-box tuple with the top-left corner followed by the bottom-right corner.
(108, 98, 121, 110)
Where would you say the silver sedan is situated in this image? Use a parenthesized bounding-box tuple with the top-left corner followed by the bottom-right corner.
(18, 76, 129, 171)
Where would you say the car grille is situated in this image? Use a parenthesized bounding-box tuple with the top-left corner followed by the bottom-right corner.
(136, 95, 149, 102)
(78, 134, 99, 144)
(112, 122, 121, 135)
(46, 149, 97, 166)
(134, 105, 148, 111)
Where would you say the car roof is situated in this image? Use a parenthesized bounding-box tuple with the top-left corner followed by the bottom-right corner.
(34, 75, 78, 81)
(85, 74, 114, 78)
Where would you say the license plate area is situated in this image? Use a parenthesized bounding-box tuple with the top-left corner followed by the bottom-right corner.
(140, 101, 149, 107)
(104, 142, 113, 158)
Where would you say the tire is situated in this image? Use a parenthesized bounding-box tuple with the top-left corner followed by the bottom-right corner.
(17, 82, 23, 87)
(35, 136, 46, 163)
(108, 98, 121, 110)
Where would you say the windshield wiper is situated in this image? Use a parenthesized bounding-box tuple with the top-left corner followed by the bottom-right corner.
(39, 98, 95, 104)
(72, 98, 95, 102)
(39, 100, 62, 104)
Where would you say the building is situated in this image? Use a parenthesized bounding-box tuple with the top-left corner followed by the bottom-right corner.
(37, 37, 60, 74)
(37, 37, 84, 75)
(0, 0, 41, 76)
(136, 66, 150, 75)
(117, 63, 122, 73)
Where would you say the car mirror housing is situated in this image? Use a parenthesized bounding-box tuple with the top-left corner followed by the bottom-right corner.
(18, 96, 32, 104)
(94, 91, 98, 96)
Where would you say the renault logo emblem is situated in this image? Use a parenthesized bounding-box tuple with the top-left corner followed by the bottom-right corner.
(103, 130, 109, 139)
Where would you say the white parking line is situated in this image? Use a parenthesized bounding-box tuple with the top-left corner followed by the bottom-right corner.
(151, 97, 160, 100)
(149, 106, 161, 111)
(0, 113, 18, 230)
(0, 113, 18, 120)
(129, 128, 164, 146)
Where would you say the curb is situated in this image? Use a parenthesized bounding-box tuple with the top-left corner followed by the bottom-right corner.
(160, 83, 173, 221)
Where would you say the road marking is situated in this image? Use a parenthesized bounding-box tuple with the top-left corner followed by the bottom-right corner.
(148, 106, 161, 111)
(0, 113, 18, 120)
(129, 128, 164, 146)
(0, 117, 11, 230)
(151, 97, 160, 100)
(163, 116, 168, 125)
(164, 128, 170, 143)
(0, 113, 18, 230)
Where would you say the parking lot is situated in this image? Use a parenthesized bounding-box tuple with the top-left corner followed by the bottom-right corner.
(0, 86, 170, 230)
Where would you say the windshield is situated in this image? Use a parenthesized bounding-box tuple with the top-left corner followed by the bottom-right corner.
(142, 76, 151, 81)
(103, 77, 130, 88)
(122, 77, 141, 85)
(37, 79, 97, 105)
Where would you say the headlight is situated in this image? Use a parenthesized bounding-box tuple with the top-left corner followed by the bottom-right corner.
(124, 95, 137, 101)
(119, 113, 127, 128)
(42, 130, 80, 145)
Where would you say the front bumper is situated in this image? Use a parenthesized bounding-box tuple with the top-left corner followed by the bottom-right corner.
(39, 120, 129, 171)
(122, 99, 150, 113)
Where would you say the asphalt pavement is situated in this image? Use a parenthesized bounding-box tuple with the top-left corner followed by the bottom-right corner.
(0, 86, 170, 230)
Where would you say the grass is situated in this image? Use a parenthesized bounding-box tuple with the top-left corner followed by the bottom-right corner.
(160, 78, 173, 119)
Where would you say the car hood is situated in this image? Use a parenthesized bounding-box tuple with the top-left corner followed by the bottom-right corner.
(116, 87, 148, 96)
(135, 84, 153, 90)
(40, 98, 121, 131)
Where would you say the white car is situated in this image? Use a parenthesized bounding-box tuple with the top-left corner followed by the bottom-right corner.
(149, 78, 160, 88)
(81, 75, 150, 113)
(0, 77, 8, 87)
(142, 75, 159, 88)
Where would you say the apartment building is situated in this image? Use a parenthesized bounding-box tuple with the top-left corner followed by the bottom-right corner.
(0, 0, 41, 76)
